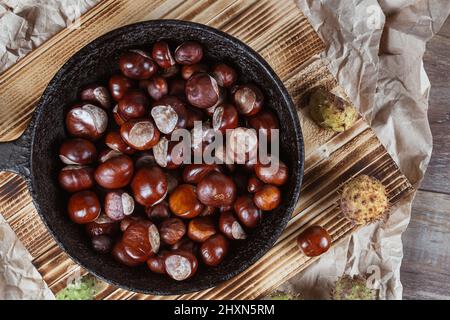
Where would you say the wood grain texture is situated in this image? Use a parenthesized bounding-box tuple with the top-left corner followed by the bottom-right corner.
(0, 0, 414, 300)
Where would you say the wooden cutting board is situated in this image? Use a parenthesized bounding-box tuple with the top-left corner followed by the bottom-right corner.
(0, 0, 414, 300)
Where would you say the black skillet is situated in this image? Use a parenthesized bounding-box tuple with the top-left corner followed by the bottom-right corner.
(0, 20, 304, 295)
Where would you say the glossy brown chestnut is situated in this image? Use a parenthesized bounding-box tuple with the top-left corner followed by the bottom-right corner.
(145, 200, 171, 221)
(255, 159, 288, 186)
(145, 76, 169, 100)
(98, 148, 122, 163)
(200, 205, 217, 217)
(160, 64, 180, 79)
(92, 235, 113, 253)
(160, 218, 186, 245)
(66, 103, 108, 141)
(151, 95, 188, 134)
(120, 216, 143, 232)
(112, 241, 142, 267)
(164, 250, 198, 281)
(112, 105, 126, 126)
(219, 211, 247, 240)
(104, 190, 135, 221)
(212, 63, 237, 88)
(131, 166, 168, 207)
(122, 221, 160, 261)
(234, 195, 262, 228)
(181, 63, 208, 80)
(94, 155, 134, 189)
(254, 185, 282, 211)
(185, 73, 221, 109)
(248, 110, 280, 139)
(166, 171, 181, 194)
(247, 175, 264, 193)
(117, 90, 150, 120)
(147, 252, 167, 274)
(171, 238, 198, 255)
(182, 164, 222, 184)
(109, 75, 134, 101)
(174, 41, 203, 65)
(153, 137, 185, 170)
(200, 234, 229, 267)
(169, 184, 204, 219)
(212, 104, 239, 134)
(105, 131, 136, 155)
(197, 172, 237, 208)
(79, 84, 112, 109)
(59, 138, 97, 165)
(152, 41, 176, 69)
(135, 151, 157, 169)
(297, 226, 332, 257)
(59, 165, 95, 193)
(85, 214, 118, 238)
(67, 191, 101, 224)
(187, 217, 216, 243)
(232, 84, 264, 116)
(120, 119, 160, 151)
(119, 50, 158, 80)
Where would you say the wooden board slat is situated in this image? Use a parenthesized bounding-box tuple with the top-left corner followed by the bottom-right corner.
(0, 0, 414, 300)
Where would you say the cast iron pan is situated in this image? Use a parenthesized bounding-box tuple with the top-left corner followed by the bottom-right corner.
(0, 20, 304, 295)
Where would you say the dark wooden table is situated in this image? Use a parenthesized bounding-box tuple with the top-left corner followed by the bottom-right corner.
(401, 16, 450, 300)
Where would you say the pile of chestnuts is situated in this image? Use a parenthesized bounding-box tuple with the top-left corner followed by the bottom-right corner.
(59, 40, 289, 281)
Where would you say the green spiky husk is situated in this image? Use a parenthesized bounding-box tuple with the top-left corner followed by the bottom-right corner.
(332, 276, 378, 300)
(56, 275, 99, 300)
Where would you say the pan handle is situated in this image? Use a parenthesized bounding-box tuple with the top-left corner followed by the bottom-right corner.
(0, 128, 32, 179)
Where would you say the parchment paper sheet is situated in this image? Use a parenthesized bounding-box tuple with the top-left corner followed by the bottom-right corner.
(0, 0, 448, 300)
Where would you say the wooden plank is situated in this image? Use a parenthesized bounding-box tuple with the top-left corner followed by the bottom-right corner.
(0, 0, 414, 300)
(402, 191, 450, 300)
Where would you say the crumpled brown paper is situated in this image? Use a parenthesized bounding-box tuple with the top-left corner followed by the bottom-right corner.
(279, 0, 450, 299)
(0, 0, 448, 300)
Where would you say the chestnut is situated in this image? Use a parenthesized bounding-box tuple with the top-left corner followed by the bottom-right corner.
(160, 218, 186, 245)
(254, 185, 282, 211)
(98, 148, 122, 163)
(104, 190, 135, 221)
(122, 221, 160, 261)
(135, 151, 157, 169)
(145, 76, 169, 100)
(131, 166, 168, 206)
(227, 127, 258, 164)
(174, 41, 203, 65)
(181, 63, 208, 80)
(234, 195, 261, 228)
(119, 50, 158, 80)
(185, 73, 221, 109)
(120, 119, 160, 150)
(92, 235, 113, 253)
(146, 200, 171, 221)
(112, 105, 126, 126)
(109, 75, 134, 101)
(255, 159, 288, 186)
(151, 95, 187, 134)
(219, 205, 233, 213)
(152, 41, 176, 69)
(169, 78, 186, 97)
(166, 171, 180, 194)
(200, 206, 217, 217)
(160, 64, 180, 79)
(248, 110, 279, 139)
(68, 191, 101, 224)
(219, 211, 247, 240)
(212, 63, 237, 88)
(66, 103, 108, 141)
(182, 164, 222, 185)
(187, 217, 216, 243)
(200, 234, 229, 267)
(85, 214, 118, 237)
(153, 137, 184, 169)
(105, 131, 136, 155)
(59, 165, 95, 193)
(247, 175, 264, 193)
(297, 226, 332, 257)
(171, 238, 198, 255)
(59, 138, 97, 165)
(120, 216, 143, 232)
(212, 104, 239, 133)
(113, 241, 142, 267)
(94, 155, 134, 189)
(169, 184, 204, 219)
(164, 250, 198, 281)
(117, 90, 150, 120)
(147, 253, 167, 274)
(79, 84, 112, 109)
(232, 84, 264, 116)
(197, 172, 237, 208)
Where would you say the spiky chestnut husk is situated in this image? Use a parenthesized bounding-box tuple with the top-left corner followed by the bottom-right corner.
(56, 275, 101, 300)
(331, 275, 378, 300)
(340, 175, 389, 225)
(264, 290, 303, 300)
(309, 88, 358, 132)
